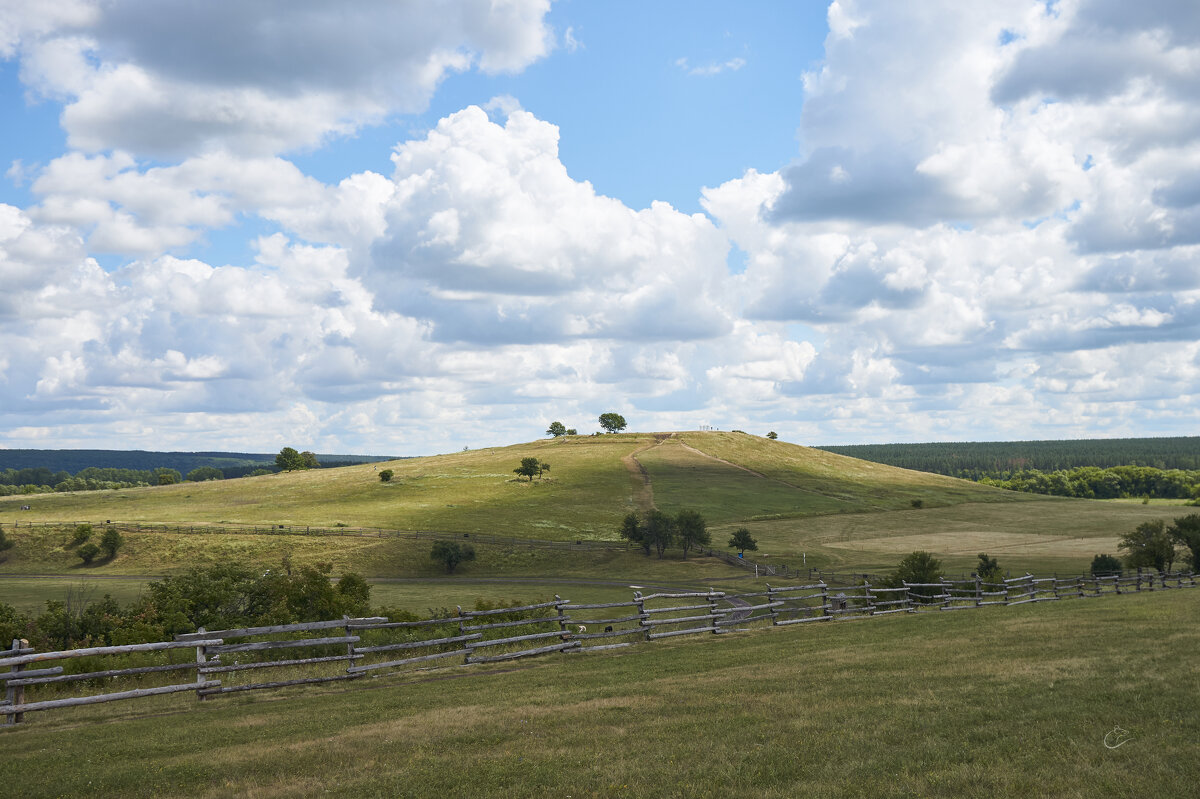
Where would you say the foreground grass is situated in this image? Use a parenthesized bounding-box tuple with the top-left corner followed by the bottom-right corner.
(3, 591, 1196, 798)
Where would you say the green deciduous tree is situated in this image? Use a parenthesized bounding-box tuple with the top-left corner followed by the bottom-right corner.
(766, 432, 778, 440)
(100, 526, 123, 559)
(546, 421, 568, 437)
(728, 527, 758, 556)
(598, 412, 627, 433)
(155, 468, 181, 485)
(513, 457, 549, 481)
(379, 469, 394, 483)
(430, 541, 476, 574)
(1167, 514, 1200, 571)
(674, 509, 710, 559)
(275, 447, 306, 471)
(1119, 519, 1177, 572)
(619, 512, 649, 556)
(301, 451, 320, 469)
(0, 527, 13, 553)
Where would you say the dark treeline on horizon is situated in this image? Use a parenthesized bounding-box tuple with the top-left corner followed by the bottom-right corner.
(817, 437, 1200, 478)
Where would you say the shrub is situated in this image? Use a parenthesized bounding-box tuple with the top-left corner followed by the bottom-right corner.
(1091, 554, 1123, 577)
(72, 524, 93, 546)
(379, 469, 394, 483)
(430, 541, 476, 574)
(0, 527, 14, 552)
(78, 543, 101, 564)
(910, 499, 924, 509)
(100, 527, 123, 559)
(882, 551, 944, 603)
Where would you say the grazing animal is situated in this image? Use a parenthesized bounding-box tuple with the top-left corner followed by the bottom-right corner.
(20, 505, 30, 511)
(577, 625, 586, 634)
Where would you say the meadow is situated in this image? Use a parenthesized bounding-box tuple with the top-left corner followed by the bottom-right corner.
(2, 589, 1196, 798)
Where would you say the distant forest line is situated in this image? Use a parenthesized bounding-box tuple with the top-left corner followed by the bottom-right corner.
(818, 437, 1200, 500)
(0, 449, 394, 495)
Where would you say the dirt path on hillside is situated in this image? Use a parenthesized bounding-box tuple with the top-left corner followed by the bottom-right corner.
(621, 434, 673, 513)
(674, 438, 851, 500)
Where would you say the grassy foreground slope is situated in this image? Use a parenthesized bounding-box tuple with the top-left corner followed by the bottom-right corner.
(0, 432, 1016, 537)
(3, 591, 1196, 798)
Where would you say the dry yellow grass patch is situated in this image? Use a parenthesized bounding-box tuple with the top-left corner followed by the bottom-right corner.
(825, 530, 1121, 557)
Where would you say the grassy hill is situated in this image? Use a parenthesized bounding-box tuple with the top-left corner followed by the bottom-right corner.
(0, 431, 1183, 583)
(0, 432, 1013, 534)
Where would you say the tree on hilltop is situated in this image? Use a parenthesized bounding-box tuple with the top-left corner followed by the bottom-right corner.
(599, 412, 627, 433)
(547, 421, 567, 437)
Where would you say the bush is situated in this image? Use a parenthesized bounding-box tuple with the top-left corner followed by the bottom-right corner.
(0, 527, 14, 552)
(1091, 554, 1123, 577)
(72, 524, 93, 546)
(379, 469, 394, 483)
(910, 499, 924, 509)
(100, 526, 123, 559)
(78, 543, 101, 564)
(430, 541, 476, 574)
(882, 551, 944, 603)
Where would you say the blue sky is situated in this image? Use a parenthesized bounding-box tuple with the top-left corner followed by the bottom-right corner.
(1, 1, 1198, 456)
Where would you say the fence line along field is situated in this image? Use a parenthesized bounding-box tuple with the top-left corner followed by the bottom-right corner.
(2, 588, 1197, 798)
(4, 567, 1194, 727)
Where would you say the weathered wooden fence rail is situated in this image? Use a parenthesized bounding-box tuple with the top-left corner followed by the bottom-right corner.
(2, 570, 1195, 728)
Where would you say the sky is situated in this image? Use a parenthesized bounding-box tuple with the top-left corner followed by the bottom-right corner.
(1, 0, 1198, 457)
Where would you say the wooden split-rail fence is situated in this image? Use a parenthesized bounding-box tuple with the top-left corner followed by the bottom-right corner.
(3, 569, 1195, 727)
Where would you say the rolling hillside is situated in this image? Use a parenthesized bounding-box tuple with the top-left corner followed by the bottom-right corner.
(0, 432, 1017, 538)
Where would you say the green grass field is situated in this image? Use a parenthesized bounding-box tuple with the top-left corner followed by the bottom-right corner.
(3, 589, 1196, 798)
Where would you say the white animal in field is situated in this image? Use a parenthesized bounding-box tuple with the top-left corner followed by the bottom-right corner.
(577, 625, 586, 633)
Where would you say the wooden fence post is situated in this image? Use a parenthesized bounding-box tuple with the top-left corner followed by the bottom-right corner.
(820, 582, 831, 618)
(554, 595, 571, 645)
(974, 574, 982, 607)
(940, 578, 951, 611)
(863, 581, 874, 616)
(457, 606, 471, 664)
(5, 638, 26, 725)
(1052, 576, 1061, 600)
(707, 589, 722, 634)
(194, 628, 209, 702)
(634, 592, 651, 641)
(766, 584, 779, 626)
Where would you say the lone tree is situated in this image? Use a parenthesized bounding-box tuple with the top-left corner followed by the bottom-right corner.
(546, 421, 568, 437)
(1167, 514, 1200, 570)
(430, 541, 475, 574)
(1119, 519, 1176, 572)
(766, 431, 778, 440)
(513, 457, 550, 482)
(276, 447, 304, 471)
(674, 509, 710, 559)
(379, 469, 394, 483)
(728, 527, 758, 556)
(598, 412, 627, 434)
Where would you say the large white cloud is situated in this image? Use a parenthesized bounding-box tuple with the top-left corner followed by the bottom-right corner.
(8, 0, 554, 157)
